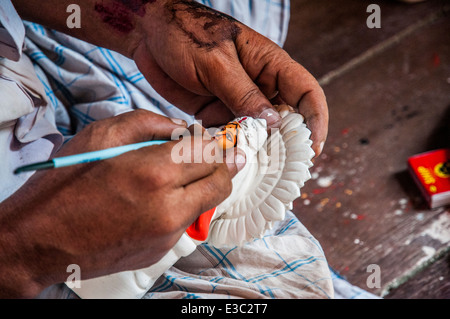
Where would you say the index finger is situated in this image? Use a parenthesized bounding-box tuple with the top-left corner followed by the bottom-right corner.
(235, 30, 328, 157)
(196, 48, 282, 129)
(276, 60, 329, 157)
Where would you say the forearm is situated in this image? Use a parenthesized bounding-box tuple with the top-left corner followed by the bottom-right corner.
(11, 0, 166, 58)
(0, 218, 38, 298)
(0, 173, 70, 298)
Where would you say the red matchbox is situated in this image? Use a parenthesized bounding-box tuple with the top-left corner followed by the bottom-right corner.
(408, 148, 450, 209)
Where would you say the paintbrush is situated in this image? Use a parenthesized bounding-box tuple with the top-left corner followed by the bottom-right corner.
(14, 140, 168, 174)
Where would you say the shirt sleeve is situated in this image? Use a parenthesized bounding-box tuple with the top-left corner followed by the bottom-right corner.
(0, 1, 25, 61)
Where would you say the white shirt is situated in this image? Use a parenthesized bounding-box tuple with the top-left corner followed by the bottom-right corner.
(0, 0, 62, 202)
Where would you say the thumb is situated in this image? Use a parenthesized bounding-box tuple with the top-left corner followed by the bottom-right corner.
(224, 147, 247, 178)
(206, 60, 282, 129)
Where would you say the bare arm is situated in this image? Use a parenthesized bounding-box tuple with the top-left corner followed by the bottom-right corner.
(12, 0, 142, 57)
(12, 0, 328, 155)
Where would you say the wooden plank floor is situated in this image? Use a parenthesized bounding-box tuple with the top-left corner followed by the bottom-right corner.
(285, 0, 450, 298)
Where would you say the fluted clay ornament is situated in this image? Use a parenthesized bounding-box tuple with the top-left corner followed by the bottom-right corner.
(207, 104, 315, 247)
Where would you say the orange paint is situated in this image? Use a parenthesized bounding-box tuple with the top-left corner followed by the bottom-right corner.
(214, 121, 241, 150)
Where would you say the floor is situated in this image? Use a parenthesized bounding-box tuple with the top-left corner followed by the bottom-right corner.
(285, 0, 450, 298)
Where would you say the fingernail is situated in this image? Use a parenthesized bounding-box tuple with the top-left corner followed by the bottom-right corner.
(235, 151, 246, 171)
(318, 141, 325, 154)
(314, 141, 325, 158)
(259, 108, 282, 128)
(170, 118, 187, 126)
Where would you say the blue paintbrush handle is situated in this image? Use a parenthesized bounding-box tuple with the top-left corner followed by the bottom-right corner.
(14, 140, 168, 174)
(53, 140, 168, 168)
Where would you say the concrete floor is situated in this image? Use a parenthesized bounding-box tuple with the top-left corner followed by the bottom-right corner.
(285, 0, 450, 298)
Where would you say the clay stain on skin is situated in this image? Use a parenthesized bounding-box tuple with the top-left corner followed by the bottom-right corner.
(166, 0, 242, 50)
(94, 0, 156, 33)
(116, 0, 156, 16)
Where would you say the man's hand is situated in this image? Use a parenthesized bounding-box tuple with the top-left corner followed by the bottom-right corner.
(131, 0, 329, 156)
(12, 0, 328, 156)
(0, 110, 243, 298)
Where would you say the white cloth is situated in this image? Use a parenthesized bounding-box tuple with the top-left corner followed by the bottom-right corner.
(0, 49, 62, 202)
(146, 211, 333, 299)
(0, 0, 25, 61)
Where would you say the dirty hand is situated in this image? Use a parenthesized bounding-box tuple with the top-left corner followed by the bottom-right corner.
(12, 0, 328, 156)
(131, 0, 329, 156)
